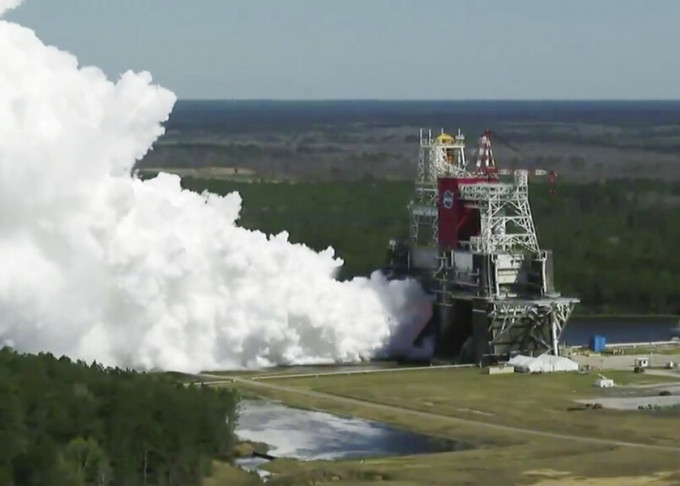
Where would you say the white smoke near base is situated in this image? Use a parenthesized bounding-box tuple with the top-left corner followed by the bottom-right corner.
(0, 3, 432, 373)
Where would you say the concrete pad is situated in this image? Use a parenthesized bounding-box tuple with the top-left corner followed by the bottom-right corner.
(571, 353, 680, 371)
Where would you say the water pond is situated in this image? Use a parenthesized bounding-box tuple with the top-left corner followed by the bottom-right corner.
(234, 399, 473, 467)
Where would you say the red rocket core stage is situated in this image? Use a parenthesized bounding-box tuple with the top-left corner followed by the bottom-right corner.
(437, 177, 488, 251)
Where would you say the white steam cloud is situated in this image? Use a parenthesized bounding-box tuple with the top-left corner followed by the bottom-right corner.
(0, 4, 430, 372)
(0, 0, 22, 16)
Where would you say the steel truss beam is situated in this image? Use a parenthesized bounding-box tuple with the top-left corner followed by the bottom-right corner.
(459, 171, 539, 253)
(410, 130, 469, 248)
(487, 300, 577, 356)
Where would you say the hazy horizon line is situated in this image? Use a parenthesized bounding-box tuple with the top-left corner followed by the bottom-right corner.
(174, 98, 680, 103)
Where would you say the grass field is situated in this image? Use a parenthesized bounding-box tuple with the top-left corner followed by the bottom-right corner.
(203, 461, 263, 486)
(262, 444, 680, 486)
(254, 368, 680, 445)
(217, 367, 680, 485)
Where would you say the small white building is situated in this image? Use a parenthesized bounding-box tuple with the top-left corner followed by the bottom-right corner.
(595, 377, 615, 388)
(634, 357, 649, 368)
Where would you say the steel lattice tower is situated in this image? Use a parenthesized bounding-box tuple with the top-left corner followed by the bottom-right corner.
(388, 128, 579, 363)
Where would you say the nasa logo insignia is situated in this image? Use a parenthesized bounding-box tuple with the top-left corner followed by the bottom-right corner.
(442, 190, 454, 209)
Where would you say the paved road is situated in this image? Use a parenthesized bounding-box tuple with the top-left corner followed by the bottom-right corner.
(196, 364, 473, 383)
(571, 353, 680, 371)
(198, 373, 680, 452)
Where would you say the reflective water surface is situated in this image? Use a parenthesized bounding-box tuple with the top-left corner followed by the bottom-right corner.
(235, 399, 472, 461)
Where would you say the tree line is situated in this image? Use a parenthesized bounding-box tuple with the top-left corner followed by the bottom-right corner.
(178, 177, 680, 315)
(0, 348, 239, 486)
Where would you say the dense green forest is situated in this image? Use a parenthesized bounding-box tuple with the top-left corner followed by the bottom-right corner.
(0, 348, 239, 486)
(179, 177, 680, 315)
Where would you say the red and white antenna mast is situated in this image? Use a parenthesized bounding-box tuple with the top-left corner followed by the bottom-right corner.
(475, 130, 495, 170)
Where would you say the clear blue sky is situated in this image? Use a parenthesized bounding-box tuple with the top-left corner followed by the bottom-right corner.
(5, 0, 679, 100)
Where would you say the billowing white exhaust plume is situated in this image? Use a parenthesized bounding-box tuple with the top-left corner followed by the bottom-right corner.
(0, 4, 431, 372)
(0, 0, 22, 16)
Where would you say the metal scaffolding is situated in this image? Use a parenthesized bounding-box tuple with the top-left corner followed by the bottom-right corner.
(460, 171, 540, 253)
(400, 128, 579, 361)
